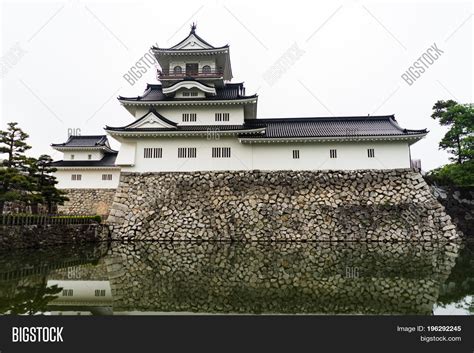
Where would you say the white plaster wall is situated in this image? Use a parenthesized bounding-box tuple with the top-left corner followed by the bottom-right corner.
(63, 151, 104, 161)
(252, 141, 410, 170)
(134, 105, 245, 125)
(118, 137, 411, 172)
(169, 58, 216, 72)
(175, 88, 206, 98)
(55, 170, 120, 189)
(115, 141, 136, 166)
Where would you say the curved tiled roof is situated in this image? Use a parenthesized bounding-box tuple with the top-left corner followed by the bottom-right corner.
(118, 83, 256, 102)
(105, 110, 426, 141)
(106, 125, 257, 132)
(112, 108, 178, 129)
(51, 135, 109, 148)
(151, 26, 229, 51)
(240, 116, 427, 139)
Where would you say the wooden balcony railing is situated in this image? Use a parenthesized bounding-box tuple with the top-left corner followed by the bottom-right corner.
(158, 69, 224, 80)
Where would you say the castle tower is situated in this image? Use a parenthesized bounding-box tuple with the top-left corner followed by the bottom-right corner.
(103, 25, 426, 173)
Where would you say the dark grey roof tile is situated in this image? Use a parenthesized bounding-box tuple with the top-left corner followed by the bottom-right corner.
(52, 135, 109, 148)
(240, 116, 427, 139)
(118, 83, 256, 102)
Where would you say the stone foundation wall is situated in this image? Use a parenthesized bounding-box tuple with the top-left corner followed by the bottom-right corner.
(59, 189, 117, 217)
(107, 169, 460, 241)
(431, 186, 474, 238)
(3, 202, 49, 215)
(0, 224, 109, 250)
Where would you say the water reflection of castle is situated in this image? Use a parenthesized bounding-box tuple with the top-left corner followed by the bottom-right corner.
(0, 241, 468, 315)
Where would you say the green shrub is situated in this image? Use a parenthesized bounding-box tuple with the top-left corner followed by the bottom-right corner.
(426, 160, 474, 187)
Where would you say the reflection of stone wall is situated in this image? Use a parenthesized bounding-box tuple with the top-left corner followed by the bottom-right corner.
(59, 189, 116, 217)
(105, 242, 459, 314)
(48, 260, 110, 281)
(108, 170, 459, 241)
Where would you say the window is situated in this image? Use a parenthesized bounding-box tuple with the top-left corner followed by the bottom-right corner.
(62, 289, 73, 297)
(144, 147, 162, 159)
(102, 174, 113, 181)
(70, 154, 75, 160)
(178, 147, 197, 158)
(292, 150, 300, 159)
(71, 174, 82, 181)
(215, 113, 230, 122)
(202, 65, 211, 74)
(330, 149, 337, 158)
(173, 66, 182, 75)
(88, 154, 92, 160)
(367, 148, 375, 158)
(182, 113, 197, 122)
(183, 91, 199, 97)
(212, 147, 231, 158)
(94, 289, 106, 297)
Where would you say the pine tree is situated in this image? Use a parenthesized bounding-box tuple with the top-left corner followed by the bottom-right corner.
(431, 100, 474, 164)
(34, 155, 68, 213)
(0, 123, 68, 214)
(0, 122, 31, 169)
(0, 123, 33, 213)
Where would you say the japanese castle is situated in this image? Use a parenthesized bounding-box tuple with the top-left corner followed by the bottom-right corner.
(52, 24, 427, 188)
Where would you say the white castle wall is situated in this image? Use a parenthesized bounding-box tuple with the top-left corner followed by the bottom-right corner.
(62, 151, 104, 161)
(133, 105, 245, 125)
(55, 170, 120, 189)
(116, 137, 411, 172)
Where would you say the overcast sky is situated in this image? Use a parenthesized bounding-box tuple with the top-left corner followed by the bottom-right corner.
(1, 0, 472, 170)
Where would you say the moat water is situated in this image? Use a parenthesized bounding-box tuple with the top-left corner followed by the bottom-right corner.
(0, 240, 472, 315)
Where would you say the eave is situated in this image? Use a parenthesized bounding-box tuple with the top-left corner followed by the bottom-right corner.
(152, 47, 229, 56)
(54, 166, 121, 171)
(105, 127, 266, 138)
(118, 97, 258, 107)
(238, 133, 428, 144)
(52, 146, 117, 153)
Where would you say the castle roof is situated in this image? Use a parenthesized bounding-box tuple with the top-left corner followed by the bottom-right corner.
(151, 23, 229, 52)
(239, 115, 427, 141)
(118, 82, 256, 103)
(105, 110, 427, 143)
(51, 135, 116, 152)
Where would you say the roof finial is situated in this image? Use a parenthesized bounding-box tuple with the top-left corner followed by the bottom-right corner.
(190, 22, 197, 33)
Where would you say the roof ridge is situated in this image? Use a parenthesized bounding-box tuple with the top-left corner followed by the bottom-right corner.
(69, 134, 107, 138)
(248, 115, 395, 123)
(151, 25, 228, 51)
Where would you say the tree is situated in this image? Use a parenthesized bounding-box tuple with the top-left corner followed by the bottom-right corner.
(431, 100, 474, 164)
(0, 122, 31, 169)
(0, 123, 35, 213)
(0, 168, 32, 213)
(0, 123, 67, 214)
(34, 155, 68, 213)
